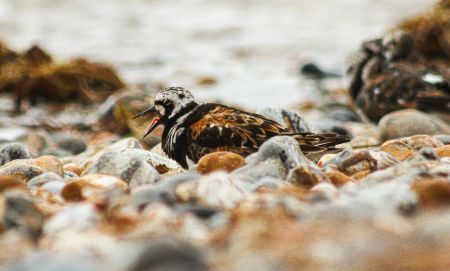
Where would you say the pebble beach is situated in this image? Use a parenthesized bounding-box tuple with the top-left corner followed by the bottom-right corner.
(0, 0, 449, 271)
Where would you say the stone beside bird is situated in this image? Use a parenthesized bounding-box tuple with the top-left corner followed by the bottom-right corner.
(133, 87, 350, 169)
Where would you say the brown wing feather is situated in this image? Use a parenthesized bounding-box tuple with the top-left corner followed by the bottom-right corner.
(186, 104, 350, 162)
(189, 105, 287, 149)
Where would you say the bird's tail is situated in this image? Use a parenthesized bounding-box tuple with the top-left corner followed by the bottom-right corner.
(283, 132, 351, 160)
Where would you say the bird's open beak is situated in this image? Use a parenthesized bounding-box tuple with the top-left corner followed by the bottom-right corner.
(132, 106, 161, 138)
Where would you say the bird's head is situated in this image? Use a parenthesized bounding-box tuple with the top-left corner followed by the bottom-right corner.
(133, 87, 197, 138)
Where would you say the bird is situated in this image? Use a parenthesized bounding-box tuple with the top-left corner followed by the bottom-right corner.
(347, 31, 450, 122)
(133, 87, 350, 169)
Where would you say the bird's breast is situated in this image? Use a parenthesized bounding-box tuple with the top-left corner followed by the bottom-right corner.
(162, 124, 186, 157)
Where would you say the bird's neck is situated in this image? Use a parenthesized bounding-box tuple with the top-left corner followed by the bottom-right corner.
(165, 101, 198, 127)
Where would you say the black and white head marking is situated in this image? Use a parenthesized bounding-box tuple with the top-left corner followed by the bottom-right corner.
(154, 87, 196, 121)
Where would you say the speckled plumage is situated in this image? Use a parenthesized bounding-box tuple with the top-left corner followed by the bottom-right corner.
(348, 31, 450, 122)
(135, 87, 350, 169)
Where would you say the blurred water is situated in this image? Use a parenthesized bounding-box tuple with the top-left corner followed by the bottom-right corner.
(0, 0, 431, 109)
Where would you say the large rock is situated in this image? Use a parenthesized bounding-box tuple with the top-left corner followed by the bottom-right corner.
(232, 136, 309, 183)
(82, 148, 161, 188)
(378, 109, 450, 141)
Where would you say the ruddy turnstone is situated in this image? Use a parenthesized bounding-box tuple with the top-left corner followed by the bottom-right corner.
(134, 87, 350, 168)
(348, 31, 450, 121)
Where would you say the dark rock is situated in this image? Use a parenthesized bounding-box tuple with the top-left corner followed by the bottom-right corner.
(3, 190, 44, 240)
(0, 143, 31, 166)
(129, 237, 207, 271)
(173, 203, 219, 219)
(327, 108, 362, 123)
(51, 132, 87, 155)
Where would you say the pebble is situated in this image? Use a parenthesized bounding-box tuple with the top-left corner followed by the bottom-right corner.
(18, 130, 54, 156)
(380, 140, 415, 161)
(3, 190, 45, 240)
(233, 136, 307, 183)
(436, 145, 450, 158)
(80, 137, 143, 171)
(131, 173, 200, 206)
(82, 148, 161, 188)
(29, 155, 64, 177)
(0, 143, 31, 166)
(28, 172, 65, 189)
(129, 237, 207, 271)
(196, 151, 246, 174)
(411, 179, 450, 209)
(51, 132, 87, 155)
(324, 168, 354, 186)
(63, 163, 83, 176)
(286, 163, 329, 188)
(61, 174, 128, 202)
(175, 172, 247, 209)
(322, 149, 377, 176)
(44, 203, 100, 235)
(378, 109, 450, 141)
(0, 161, 46, 182)
(0, 176, 27, 192)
